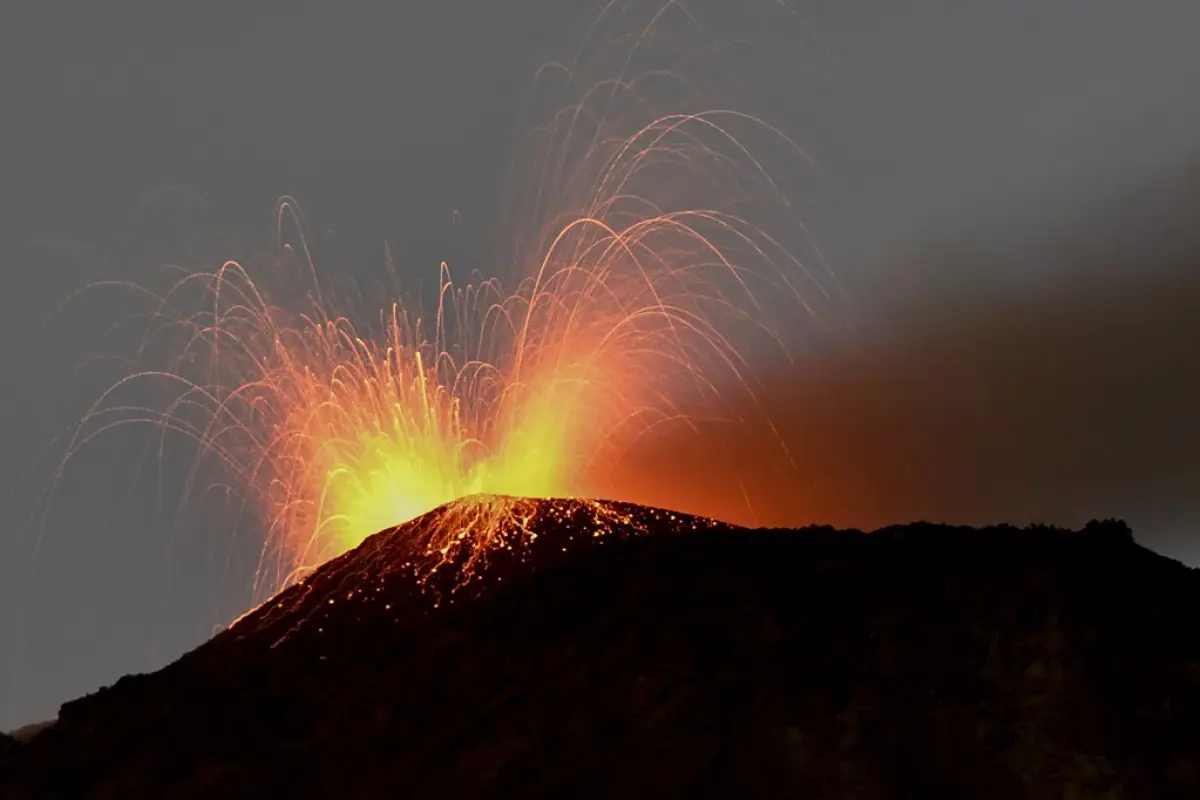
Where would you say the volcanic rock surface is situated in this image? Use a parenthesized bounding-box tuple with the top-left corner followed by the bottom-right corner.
(3, 496, 1199, 799)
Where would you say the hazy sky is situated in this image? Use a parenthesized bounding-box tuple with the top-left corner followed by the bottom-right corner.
(2, 0, 1199, 730)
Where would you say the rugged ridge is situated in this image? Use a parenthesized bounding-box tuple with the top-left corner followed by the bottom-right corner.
(2, 498, 1198, 799)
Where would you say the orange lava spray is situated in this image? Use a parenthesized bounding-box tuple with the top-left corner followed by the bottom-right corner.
(52, 0, 835, 603)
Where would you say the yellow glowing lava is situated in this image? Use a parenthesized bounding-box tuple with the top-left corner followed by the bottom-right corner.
(278, 298, 597, 568)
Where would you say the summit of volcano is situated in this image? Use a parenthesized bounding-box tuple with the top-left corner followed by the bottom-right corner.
(4, 499, 1200, 798)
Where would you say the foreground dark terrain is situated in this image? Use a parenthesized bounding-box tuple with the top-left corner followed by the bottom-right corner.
(3, 497, 1199, 798)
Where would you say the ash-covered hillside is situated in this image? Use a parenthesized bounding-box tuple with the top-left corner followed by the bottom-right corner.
(2, 497, 1199, 799)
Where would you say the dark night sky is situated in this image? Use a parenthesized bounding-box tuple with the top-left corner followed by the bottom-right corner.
(3, 0, 1199, 730)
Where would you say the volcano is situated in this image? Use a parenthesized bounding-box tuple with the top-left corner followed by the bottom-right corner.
(3, 497, 1200, 798)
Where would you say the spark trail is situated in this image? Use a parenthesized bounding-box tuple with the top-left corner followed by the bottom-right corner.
(49, 0, 836, 604)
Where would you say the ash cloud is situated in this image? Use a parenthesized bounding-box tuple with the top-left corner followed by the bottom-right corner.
(610, 157, 1200, 564)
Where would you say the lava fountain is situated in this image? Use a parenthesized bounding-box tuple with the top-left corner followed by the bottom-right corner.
(51, 0, 836, 601)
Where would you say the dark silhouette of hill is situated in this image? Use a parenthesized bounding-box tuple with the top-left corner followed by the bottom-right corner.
(2, 496, 1199, 798)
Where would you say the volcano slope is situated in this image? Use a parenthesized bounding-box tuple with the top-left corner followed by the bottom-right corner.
(3, 497, 1200, 799)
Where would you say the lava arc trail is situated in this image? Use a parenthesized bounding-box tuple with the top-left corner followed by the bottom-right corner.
(50, 0, 836, 602)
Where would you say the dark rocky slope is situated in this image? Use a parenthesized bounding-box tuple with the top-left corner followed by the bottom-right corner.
(2, 498, 1198, 798)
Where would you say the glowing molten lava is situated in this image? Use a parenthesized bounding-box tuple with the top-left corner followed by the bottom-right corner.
(244, 241, 709, 575)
